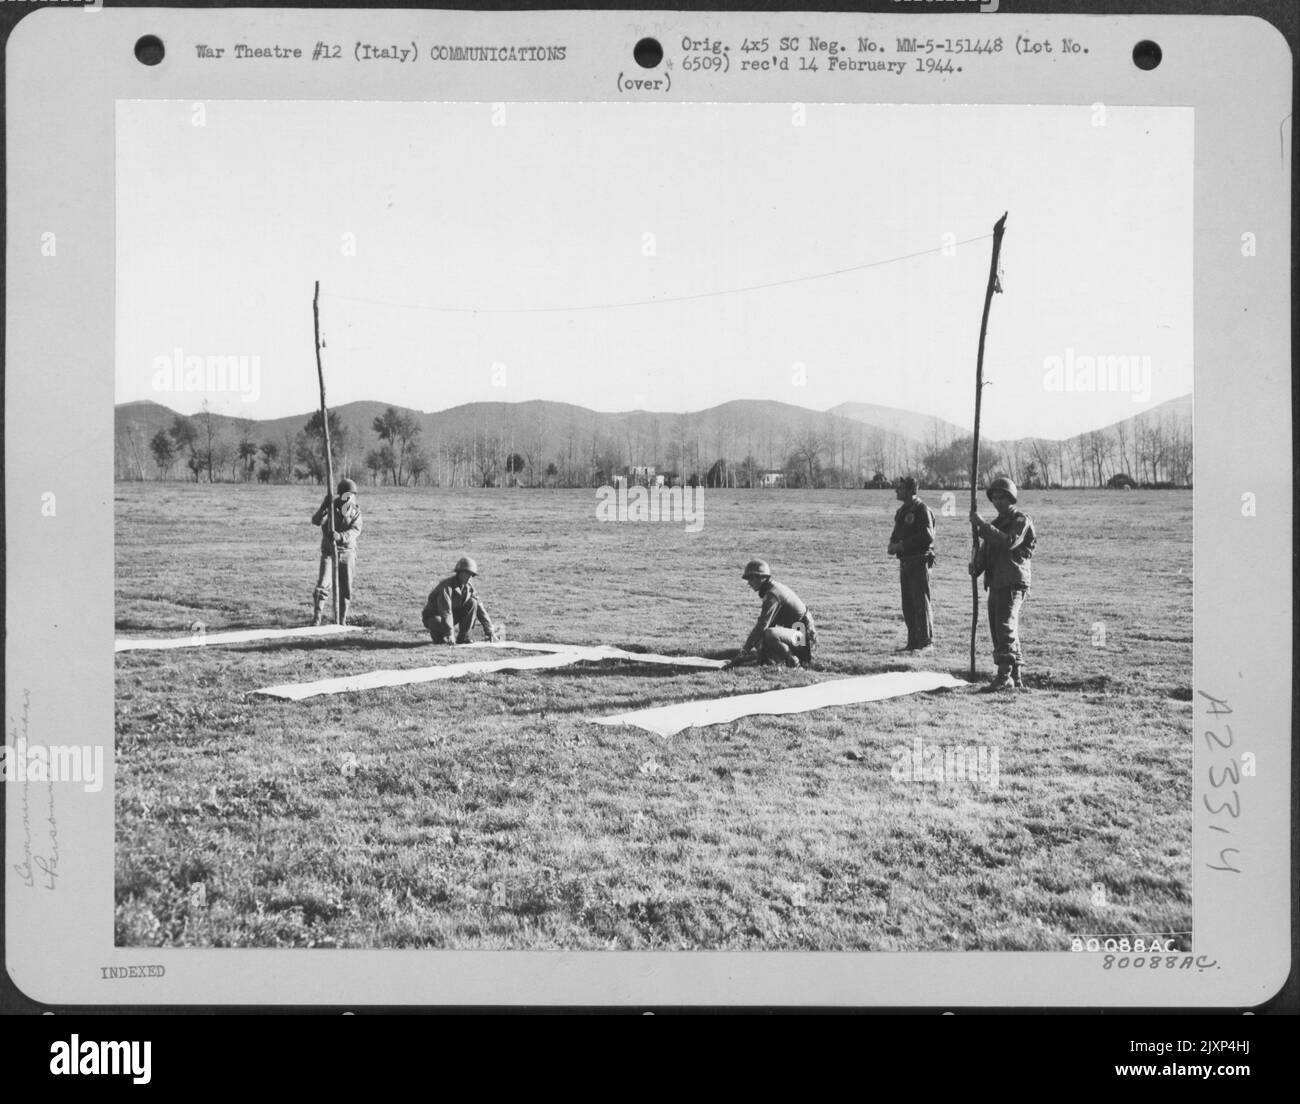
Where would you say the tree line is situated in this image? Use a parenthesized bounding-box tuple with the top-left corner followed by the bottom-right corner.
(115, 403, 1191, 489)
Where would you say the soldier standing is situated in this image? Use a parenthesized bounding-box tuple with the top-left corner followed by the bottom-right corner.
(969, 476, 1037, 691)
(310, 478, 363, 626)
(422, 556, 500, 644)
(887, 475, 936, 653)
(727, 559, 817, 668)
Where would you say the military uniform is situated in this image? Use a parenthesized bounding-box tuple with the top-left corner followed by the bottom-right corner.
(972, 496, 1036, 682)
(889, 493, 936, 650)
(422, 575, 495, 644)
(744, 577, 817, 666)
(311, 485, 363, 623)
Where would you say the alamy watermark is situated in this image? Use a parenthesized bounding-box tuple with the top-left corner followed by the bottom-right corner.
(50, 1037, 151, 1085)
(1042, 348, 1151, 402)
(151, 347, 261, 403)
(595, 481, 705, 532)
(891, 738, 1000, 790)
(2, 737, 104, 793)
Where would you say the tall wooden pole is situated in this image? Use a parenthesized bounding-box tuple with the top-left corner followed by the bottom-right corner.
(313, 281, 340, 625)
(970, 213, 1008, 679)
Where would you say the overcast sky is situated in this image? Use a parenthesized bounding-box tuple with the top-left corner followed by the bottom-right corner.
(117, 100, 1192, 440)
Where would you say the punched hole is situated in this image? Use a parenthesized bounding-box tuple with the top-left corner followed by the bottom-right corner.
(135, 35, 165, 66)
(633, 37, 663, 69)
(1132, 40, 1161, 70)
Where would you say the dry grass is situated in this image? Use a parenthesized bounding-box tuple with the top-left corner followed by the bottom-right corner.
(115, 485, 1192, 949)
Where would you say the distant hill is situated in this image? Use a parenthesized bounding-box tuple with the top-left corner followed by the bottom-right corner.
(998, 394, 1192, 488)
(115, 392, 1192, 487)
(1093, 392, 1191, 438)
(827, 401, 968, 446)
(117, 397, 916, 483)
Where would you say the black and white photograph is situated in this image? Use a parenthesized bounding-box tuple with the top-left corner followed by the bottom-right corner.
(3, 5, 1291, 1017)
(110, 97, 1195, 952)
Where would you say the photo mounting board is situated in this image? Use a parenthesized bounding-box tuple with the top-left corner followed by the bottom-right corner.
(3, 4, 1292, 1009)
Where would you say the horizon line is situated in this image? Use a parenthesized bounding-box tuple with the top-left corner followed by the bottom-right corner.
(115, 391, 1194, 444)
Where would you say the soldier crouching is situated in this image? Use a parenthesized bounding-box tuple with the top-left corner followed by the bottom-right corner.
(969, 477, 1037, 691)
(421, 556, 500, 645)
(727, 559, 817, 669)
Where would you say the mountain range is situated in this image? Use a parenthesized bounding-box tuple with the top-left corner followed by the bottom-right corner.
(115, 393, 1192, 486)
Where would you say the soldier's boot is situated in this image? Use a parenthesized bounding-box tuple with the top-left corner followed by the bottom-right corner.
(980, 664, 1014, 693)
(338, 599, 350, 627)
(311, 589, 326, 627)
(1011, 663, 1027, 690)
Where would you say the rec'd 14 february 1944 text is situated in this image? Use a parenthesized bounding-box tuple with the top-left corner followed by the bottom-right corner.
(189, 30, 1094, 88)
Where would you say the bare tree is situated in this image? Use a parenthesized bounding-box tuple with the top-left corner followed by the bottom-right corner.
(474, 428, 501, 487)
(192, 401, 222, 482)
(118, 422, 148, 481)
(1001, 439, 1027, 485)
(711, 413, 733, 487)
(445, 436, 472, 487)
(589, 434, 622, 486)
(525, 409, 549, 488)
(407, 445, 431, 485)
(788, 423, 828, 488)
(1136, 414, 1168, 484)
(1114, 419, 1132, 478)
(1026, 437, 1054, 487)
(1084, 430, 1114, 487)
(1166, 412, 1193, 486)
(281, 426, 296, 484)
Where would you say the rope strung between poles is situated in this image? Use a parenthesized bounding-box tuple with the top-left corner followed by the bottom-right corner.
(318, 233, 996, 315)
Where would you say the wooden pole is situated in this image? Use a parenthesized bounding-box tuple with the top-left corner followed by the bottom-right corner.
(313, 281, 340, 625)
(970, 213, 1008, 679)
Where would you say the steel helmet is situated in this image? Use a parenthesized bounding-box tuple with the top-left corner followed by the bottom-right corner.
(986, 476, 1018, 504)
(741, 559, 772, 579)
(337, 478, 358, 495)
(454, 556, 479, 576)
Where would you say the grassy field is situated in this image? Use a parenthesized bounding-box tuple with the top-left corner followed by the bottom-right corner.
(114, 484, 1192, 950)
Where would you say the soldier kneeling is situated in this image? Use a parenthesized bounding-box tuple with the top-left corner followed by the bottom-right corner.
(727, 559, 817, 669)
(421, 556, 500, 645)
